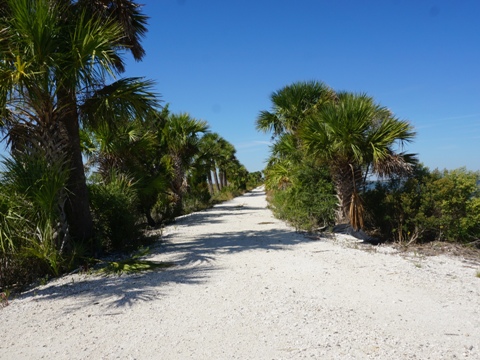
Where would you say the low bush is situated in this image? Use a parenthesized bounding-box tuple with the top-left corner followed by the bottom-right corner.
(268, 165, 336, 232)
(364, 165, 480, 244)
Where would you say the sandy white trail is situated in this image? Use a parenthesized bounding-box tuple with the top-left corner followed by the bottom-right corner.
(1, 186, 479, 359)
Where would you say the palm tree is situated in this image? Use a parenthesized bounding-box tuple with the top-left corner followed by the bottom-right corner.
(0, 0, 156, 243)
(82, 106, 171, 227)
(197, 132, 223, 194)
(162, 113, 209, 216)
(263, 133, 299, 190)
(224, 159, 248, 190)
(215, 138, 236, 189)
(256, 81, 336, 193)
(74, 0, 148, 61)
(256, 80, 336, 138)
(300, 92, 416, 230)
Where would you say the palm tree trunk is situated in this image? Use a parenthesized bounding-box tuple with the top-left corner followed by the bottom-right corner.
(222, 171, 227, 188)
(213, 166, 221, 192)
(220, 170, 227, 188)
(145, 210, 156, 227)
(58, 88, 94, 245)
(206, 170, 214, 194)
(331, 162, 364, 230)
(171, 154, 186, 217)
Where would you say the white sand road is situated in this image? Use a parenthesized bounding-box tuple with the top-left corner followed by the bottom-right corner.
(1, 187, 479, 359)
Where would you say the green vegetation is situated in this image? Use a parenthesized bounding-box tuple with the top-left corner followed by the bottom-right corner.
(258, 81, 480, 249)
(0, 1, 261, 292)
(96, 247, 174, 276)
(267, 161, 336, 232)
(1, 1, 476, 295)
(258, 81, 339, 231)
(364, 166, 480, 244)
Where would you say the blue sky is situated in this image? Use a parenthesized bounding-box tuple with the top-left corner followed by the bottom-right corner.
(124, 0, 480, 172)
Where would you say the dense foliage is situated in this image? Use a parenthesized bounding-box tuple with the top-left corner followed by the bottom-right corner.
(0, 1, 260, 291)
(1, 2, 477, 295)
(268, 162, 336, 232)
(364, 166, 480, 244)
(258, 81, 479, 248)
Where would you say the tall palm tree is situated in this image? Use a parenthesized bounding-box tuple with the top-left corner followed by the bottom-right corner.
(162, 113, 208, 216)
(257, 81, 336, 193)
(224, 158, 248, 190)
(301, 92, 416, 230)
(0, 0, 155, 243)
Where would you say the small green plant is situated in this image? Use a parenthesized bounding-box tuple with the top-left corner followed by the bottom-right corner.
(97, 259, 173, 275)
(0, 152, 71, 289)
(476, 270, 480, 278)
(1, 289, 10, 307)
(96, 247, 173, 275)
(39, 275, 50, 286)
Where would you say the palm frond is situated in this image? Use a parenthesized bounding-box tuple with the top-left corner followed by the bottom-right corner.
(257, 80, 335, 138)
(76, 0, 149, 61)
(374, 152, 418, 178)
(80, 77, 159, 129)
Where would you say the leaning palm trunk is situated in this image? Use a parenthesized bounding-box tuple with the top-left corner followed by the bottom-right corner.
(331, 162, 364, 230)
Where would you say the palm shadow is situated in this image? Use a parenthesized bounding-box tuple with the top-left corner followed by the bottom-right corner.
(19, 189, 318, 308)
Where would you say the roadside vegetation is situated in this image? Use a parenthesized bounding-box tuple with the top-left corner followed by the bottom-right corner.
(258, 81, 480, 249)
(1, 1, 477, 295)
(0, 0, 262, 292)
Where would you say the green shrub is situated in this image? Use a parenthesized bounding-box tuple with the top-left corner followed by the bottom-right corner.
(89, 171, 141, 252)
(364, 166, 480, 244)
(182, 178, 212, 214)
(0, 153, 71, 290)
(269, 165, 336, 231)
(427, 168, 480, 242)
(246, 171, 264, 189)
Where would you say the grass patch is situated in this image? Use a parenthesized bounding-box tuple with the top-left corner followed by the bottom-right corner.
(95, 246, 174, 276)
(96, 259, 173, 275)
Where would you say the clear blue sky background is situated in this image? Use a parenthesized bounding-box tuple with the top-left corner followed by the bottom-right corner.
(124, 0, 480, 173)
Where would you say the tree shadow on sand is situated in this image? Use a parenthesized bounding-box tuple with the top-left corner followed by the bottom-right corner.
(170, 206, 266, 226)
(17, 189, 320, 308)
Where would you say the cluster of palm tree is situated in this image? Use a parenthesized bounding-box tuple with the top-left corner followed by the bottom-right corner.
(257, 81, 416, 231)
(0, 0, 256, 289)
(84, 103, 248, 221)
